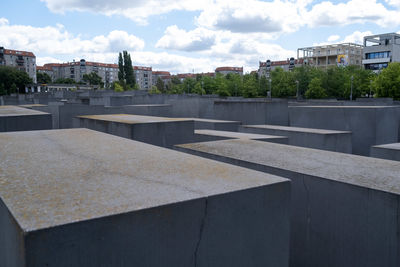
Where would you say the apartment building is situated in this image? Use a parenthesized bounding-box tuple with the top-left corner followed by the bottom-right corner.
(42, 59, 118, 87)
(0, 47, 37, 83)
(258, 57, 303, 78)
(297, 43, 363, 68)
(362, 33, 400, 72)
(152, 71, 171, 87)
(133, 66, 152, 90)
(215, 66, 243, 76)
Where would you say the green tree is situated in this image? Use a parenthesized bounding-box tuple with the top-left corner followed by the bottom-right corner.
(372, 62, 400, 100)
(156, 77, 165, 92)
(214, 73, 230, 96)
(82, 72, 104, 88)
(242, 74, 258, 98)
(305, 77, 327, 99)
(271, 68, 296, 97)
(118, 52, 124, 81)
(113, 81, 124, 92)
(36, 72, 51, 84)
(54, 78, 75, 84)
(123, 51, 135, 88)
(149, 85, 161, 94)
(182, 77, 196, 93)
(201, 75, 216, 95)
(192, 82, 206, 95)
(0, 83, 6, 96)
(0, 66, 32, 94)
(10, 83, 18, 94)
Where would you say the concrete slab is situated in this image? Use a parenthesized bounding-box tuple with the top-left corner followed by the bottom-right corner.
(0, 105, 52, 132)
(123, 104, 172, 117)
(73, 114, 196, 147)
(370, 143, 400, 161)
(176, 139, 400, 267)
(240, 124, 352, 153)
(195, 129, 288, 144)
(189, 118, 241, 131)
(289, 105, 400, 155)
(0, 129, 290, 267)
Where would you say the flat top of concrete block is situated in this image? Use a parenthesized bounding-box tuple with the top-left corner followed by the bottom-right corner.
(373, 143, 400, 150)
(19, 104, 48, 108)
(189, 118, 241, 123)
(290, 105, 399, 109)
(124, 104, 171, 107)
(177, 139, 400, 194)
(77, 114, 192, 124)
(0, 129, 287, 232)
(195, 129, 286, 140)
(242, 125, 351, 134)
(0, 105, 49, 117)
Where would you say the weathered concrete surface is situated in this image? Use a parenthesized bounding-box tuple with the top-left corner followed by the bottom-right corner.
(289, 106, 400, 155)
(176, 139, 400, 267)
(0, 129, 290, 267)
(0, 105, 52, 132)
(73, 114, 196, 147)
(370, 143, 400, 161)
(189, 118, 241, 131)
(195, 129, 288, 144)
(123, 104, 172, 117)
(213, 99, 289, 125)
(239, 124, 352, 153)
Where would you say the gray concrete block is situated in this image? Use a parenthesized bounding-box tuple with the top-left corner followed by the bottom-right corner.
(176, 139, 400, 267)
(0, 129, 290, 267)
(195, 129, 288, 144)
(370, 143, 400, 161)
(123, 104, 172, 117)
(240, 125, 352, 153)
(73, 114, 196, 147)
(190, 118, 241, 131)
(213, 99, 289, 125)
(289, 106, 400, 156)
(0, 105, 52, 132)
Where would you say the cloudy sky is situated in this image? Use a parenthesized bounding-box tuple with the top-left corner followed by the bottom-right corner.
(1, 0, 400, 73)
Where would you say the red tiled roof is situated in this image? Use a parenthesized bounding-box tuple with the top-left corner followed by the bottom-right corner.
(43, 61, 118, 68)
(133, 66, 152, 71)
(215, 67, 243, 72)
(153, 71, 170, 75)
(259, 59, 304, 67)
(37, 66, 52, 71)
(4, 49, 35, 58)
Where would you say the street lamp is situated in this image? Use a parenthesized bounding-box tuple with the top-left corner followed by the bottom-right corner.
(350, 75, 354, 101)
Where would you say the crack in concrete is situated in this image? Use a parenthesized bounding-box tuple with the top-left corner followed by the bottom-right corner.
(194, 198, 208, 267)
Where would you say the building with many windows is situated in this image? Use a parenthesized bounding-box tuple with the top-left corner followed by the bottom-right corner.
(41, 59, 118, 87)
(297, 43, 363, 69)
(0, 47, 37, 83)
(133, 66, 152, 90)
(215, 66, 243, 76)
(362, 33, 400, 72)
(258, 58, 303, 78)
(152, 71, 171, 88)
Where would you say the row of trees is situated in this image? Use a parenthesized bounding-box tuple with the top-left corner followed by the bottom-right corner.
(154, 63, 400, 100)
(0, 66, 32, 95)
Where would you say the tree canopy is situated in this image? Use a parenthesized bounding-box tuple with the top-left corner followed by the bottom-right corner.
(36, 72, 52, 84)
(0, 66, 32, 94)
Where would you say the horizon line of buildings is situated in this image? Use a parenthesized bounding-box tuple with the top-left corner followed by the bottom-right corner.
(1, 32, 400, 91)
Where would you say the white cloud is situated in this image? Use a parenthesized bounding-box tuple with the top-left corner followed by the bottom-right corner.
(40, 0, 212, 25)
(327, 35, 340, 42)
(306, 0, 400, 28)
(156, 25, 216, 51)
(313, 30, 373, 46)
(0, 18, 9, 26)
(0, 19, 144, 58)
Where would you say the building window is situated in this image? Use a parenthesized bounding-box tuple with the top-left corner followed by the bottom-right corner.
(366, 51, 391, 59)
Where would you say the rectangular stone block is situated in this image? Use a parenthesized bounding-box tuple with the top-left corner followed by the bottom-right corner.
(123, 104, 172, 117)
(370, 143, 400, 161)
(0, 105, 52, 132)
(176, 139, 400, 267)
(239, 124, 352, 153)
(194, 129, 288, 144)
(289, 106, 400, 155)
(190, 118, 241, 131)
(73, 114, 196, 147)
(0, 129, 290, 267)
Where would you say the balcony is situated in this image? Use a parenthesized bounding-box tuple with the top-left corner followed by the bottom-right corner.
(362, 57, 390, 65)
